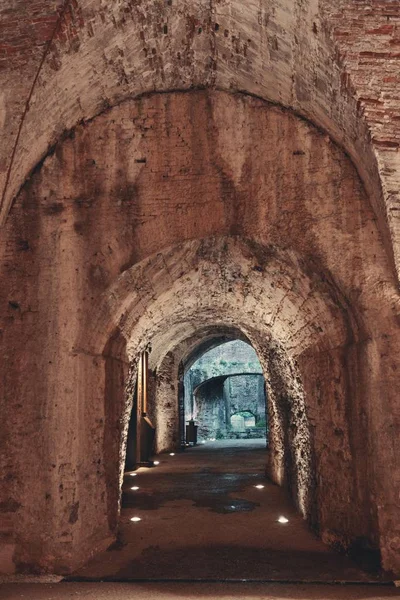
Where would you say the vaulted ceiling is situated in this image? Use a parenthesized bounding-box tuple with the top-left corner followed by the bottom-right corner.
(1, 0, 399, 273)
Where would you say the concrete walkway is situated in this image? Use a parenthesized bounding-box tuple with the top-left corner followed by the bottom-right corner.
(68, 440, 385, 583)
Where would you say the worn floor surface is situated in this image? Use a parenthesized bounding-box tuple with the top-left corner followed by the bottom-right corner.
(66, 440, 387, 583)
(1, 582, 399, 600)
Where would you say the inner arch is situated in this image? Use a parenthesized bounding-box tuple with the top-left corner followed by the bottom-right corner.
(97, 236, 361, 547)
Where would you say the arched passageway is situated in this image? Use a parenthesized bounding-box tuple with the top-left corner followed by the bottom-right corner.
(88, 231, 390, 580)
(1, 89, 399, 577)
(71, 307, 377, 581)
(71, 293, 380, 580)
(184, 339, 267, 443)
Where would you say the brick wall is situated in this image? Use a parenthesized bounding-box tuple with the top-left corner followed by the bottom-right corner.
(322, 0, 400, 271)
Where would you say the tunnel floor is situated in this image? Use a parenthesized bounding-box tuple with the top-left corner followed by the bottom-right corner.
(69, 440, 386, 583)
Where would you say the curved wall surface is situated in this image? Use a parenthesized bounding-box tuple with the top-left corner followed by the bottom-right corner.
(0, 89, 399, 574)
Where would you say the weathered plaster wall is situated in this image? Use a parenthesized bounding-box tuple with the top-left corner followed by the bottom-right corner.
(192, 340, 261, 371)
(0, 91, 399, 574)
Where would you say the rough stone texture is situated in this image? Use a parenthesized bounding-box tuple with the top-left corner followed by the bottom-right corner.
(151, 351, 181, 453)
(225, 375, 266, 427)
(0, 90, 400, 576)
(194, 377, 228, 439)
(1, 0, 400, 277)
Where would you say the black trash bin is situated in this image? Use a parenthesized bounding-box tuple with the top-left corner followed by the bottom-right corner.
(186, 419, 198, 445)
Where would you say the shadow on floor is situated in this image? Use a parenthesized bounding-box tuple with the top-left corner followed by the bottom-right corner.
(68, 441, 391, 585)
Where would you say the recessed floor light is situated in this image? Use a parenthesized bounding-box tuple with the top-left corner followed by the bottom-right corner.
(131, 486, 139, 491)
(153, 461, 160, 465)
(255, 484, 265, 489)
(169, 453, 175, 456)
(277, 516, 289, 524)
(130, 473, 137, 477)
(130, 517, 141, 522)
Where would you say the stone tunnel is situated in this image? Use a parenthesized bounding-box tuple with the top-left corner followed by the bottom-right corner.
(0, 0, 400, 582)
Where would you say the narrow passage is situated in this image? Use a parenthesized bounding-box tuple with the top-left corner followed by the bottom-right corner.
(71, 440, 380, 582)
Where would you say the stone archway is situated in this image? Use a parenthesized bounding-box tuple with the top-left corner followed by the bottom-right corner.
(1, 88, 400, 575)
(99, 236, 357, 545)
(2, 0, 397, 284)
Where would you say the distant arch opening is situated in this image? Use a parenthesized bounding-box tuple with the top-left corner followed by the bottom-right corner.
(231, 411, 256, 430)
(184, 340, 268, 444)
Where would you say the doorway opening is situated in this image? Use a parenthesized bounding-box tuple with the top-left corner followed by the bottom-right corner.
(124, 350, 156, 471)
(183, 339, 268, 446)
(231, 410, 256, 430)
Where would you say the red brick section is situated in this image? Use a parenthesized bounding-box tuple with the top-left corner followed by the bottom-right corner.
(54, 0, 84, 49)
(322, 0, 400, 271)
(0, 1, 62, 68)
(0, 1, 65, 236)
(324, 0, 400, 148)
(0, 0, 85, 236)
